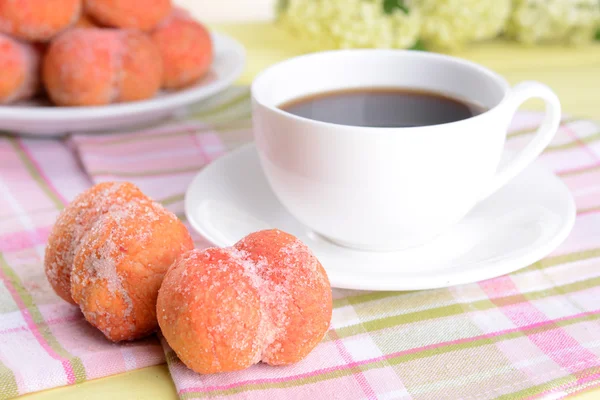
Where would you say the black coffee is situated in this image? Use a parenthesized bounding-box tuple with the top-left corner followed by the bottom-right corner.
(279, 88, 486, 127)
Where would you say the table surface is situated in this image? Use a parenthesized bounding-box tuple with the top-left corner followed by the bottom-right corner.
(22, 23, 600, 400)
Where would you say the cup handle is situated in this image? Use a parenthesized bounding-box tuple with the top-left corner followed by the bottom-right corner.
(479, 81, 561, 201)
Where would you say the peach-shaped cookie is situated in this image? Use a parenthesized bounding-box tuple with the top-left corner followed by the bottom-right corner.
(235, 229, 333, 365)
(0, 33, 40, 104)
(0, 0, 82, 41)
(42, 28, 162, 106)
(157, 229, 332, 373)
(71, 198, 194, 342)
(44, 181, 194, 342)
(118, 29, 163, 102)
(44, 182, 146, 304)
(158, 248, 264, 372)
(151, 10, 213, 89)
(85, 0, 172, 31)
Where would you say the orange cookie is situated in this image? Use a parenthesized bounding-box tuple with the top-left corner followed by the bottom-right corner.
(42, 28, 162, 106)
(85, 0, 172, 31)
(0, 33, 40, 104)
(0, 0, 82, 41)
(119, 29, 164, 102)
(44, 182, 194, 342)
(151, 10, 213, 89)
(157, 229, 332, 373)
(235, 230, 333, 366)
(44, 182, 147, 304)
(71, 197, 194, 342)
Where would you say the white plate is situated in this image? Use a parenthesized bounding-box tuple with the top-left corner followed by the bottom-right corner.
(0, 33, 245, 137)
(185, 144, 576, 291)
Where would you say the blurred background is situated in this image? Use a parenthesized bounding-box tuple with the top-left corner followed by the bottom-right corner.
(176, 0, 600, 118)
(178, 0, 600, 49)
(176, 0, 275, 22)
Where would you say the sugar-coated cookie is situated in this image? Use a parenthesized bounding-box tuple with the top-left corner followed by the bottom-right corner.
(151, 10, 213, 89)
(0, 0, 82, 41)
(157, 229, 332, 373)
(85, 0, 171, 31)
(0, 33, 40, 104)
(44, 182, 194, 341)
(42, 28, 162, 106)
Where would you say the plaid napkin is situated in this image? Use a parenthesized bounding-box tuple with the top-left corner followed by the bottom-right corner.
(1, 87, 600, 399)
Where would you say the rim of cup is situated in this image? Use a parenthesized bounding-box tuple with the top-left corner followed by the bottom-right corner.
(251, 49, 512, 132)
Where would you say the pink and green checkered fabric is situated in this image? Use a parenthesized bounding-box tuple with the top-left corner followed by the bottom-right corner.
(1, 87, 600, 399)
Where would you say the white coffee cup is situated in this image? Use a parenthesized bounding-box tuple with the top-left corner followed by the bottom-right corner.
(251, 50, 561, 251)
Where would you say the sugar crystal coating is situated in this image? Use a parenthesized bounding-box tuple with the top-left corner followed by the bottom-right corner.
(42, 28, 162, 106)
(0, 33, 40, 104)
(157, 229, 332, 373)
(85, 0, 172, 31)
(151, 9, 213, 89)
(71, 197, 193, 341)
(44, 182, 144, 304)
(118, 29, 163, 102)
(235, 229, 332, 365)
(0, 0, 82, 41)
(44, 182, 194, 342)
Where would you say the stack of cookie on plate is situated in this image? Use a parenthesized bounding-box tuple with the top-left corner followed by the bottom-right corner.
(0, 0, 213, 106)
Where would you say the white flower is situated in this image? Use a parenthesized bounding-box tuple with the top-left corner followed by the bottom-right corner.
(506, 0, 600, 45)
(416, 0, 512, 50)
(278, 0, 422, 50)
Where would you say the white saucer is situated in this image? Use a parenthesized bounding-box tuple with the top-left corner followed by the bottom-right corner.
(0, 33, 245, 137)
(185, 144, 576, 291)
